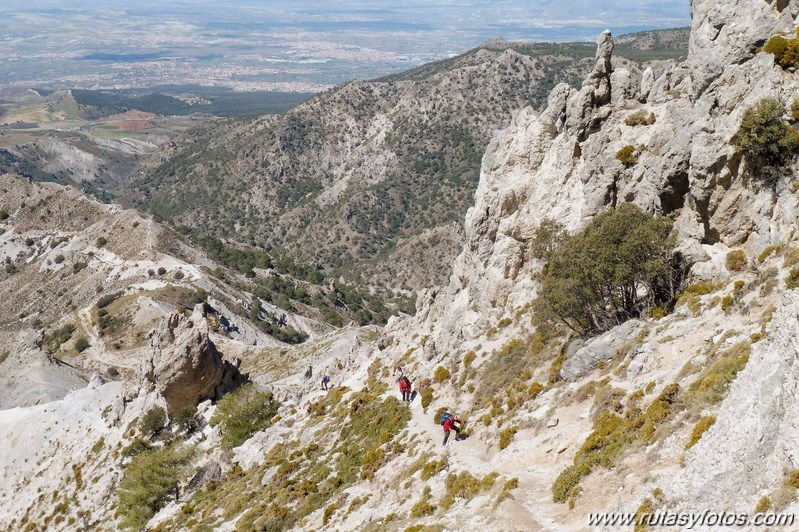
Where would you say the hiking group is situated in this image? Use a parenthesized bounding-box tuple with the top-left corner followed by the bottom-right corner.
(397, 374, 465, 445)
(319, 369, 465, 446)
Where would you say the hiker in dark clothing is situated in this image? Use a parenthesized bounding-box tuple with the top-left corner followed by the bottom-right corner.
(441, 413, 463, 445)
(399, 376, 412, 403)
(321, 375, 331, 391)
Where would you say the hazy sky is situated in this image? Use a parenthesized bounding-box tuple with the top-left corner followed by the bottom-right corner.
(0, 1, 691, 34)
(0, 1, 691, 89)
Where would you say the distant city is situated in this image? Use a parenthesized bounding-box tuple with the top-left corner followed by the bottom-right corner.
(0, 0, 690, 92)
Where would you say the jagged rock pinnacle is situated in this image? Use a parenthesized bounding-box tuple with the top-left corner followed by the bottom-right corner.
(135, 304, 247, 413)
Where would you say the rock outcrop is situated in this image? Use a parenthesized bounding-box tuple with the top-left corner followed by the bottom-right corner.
(687, 0, 798, 96)
(135, 304, 247, 413)
(407, 1, 799, 357)
(668, 289, 799, 511)
(0, 330, 86, 410)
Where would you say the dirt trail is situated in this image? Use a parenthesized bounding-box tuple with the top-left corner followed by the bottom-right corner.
(406, 395, 496, 471)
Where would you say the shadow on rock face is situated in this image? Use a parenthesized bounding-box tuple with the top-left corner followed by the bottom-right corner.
(136, 303, 248, 413)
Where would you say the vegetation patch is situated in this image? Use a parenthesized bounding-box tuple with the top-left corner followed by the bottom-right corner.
(732, 97, 799, 179)
(498, 426, 518, 450)
(433, 366, 451, 384)
(140, 406, 167, 438)
(441, 471, 498, 509)
(476, 332, 553, 408)
(624, 110, 656, 127)
(210, 383, 280, 449)
(117, 443, 196, 530)
(685, 416, 716, 450)
(725, 250, 747, 271)
(684, 341, 750, 408)
(763, 30, 799, 69)
(616, 145, 640, 167)
(553, 383, 682, 503)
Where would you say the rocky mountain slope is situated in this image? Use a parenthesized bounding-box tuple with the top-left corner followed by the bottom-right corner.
(7, 4, 799, 531)
(130, 31, 688, 293)
(0, 172, 412, 407)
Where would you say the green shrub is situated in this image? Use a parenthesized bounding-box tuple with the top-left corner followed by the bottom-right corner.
(549, 353, 566, 384)
(420, 458, 447, 481)
(785, 470, 799, 489)
(210, 383, 279, 449)
(476, 334, 549, 407)
(756, 496, 772, 513)
(759, 245, 781, 262)
(410, 498, 436, 518)
(616, 145, 639, 167)
(441, 471, 493, 508)
(534, 203, 677, 334)
(157, 266, 167, 275)
(497, 477, 519, 505)
(499, 426, 517, 450)
(0, 209, 8, 220)
(720, 295, 735, 312)
(43, 323, 76, 351)
(174, 270, 185, 280)
(433, 366, 451, 384)
(141, 406, 167, 437)
(96, 237, 107, 248)
(725, 250, 747, 271)
(463, 350, 476, 368)
(97, 291, 123, 309)
(528, 381, 544, 399)
(687, 341, 750, 406)
(360, 447, 385, 480)
(117, 443, 196, 530)
(732, 98, 799, 176)
(784, 247, 799, 267)
(763, 33, 799, 68)
(681, 281, 723, 296)
(173, 405, 200, 434)
(74, 337, 90, 353)
(336, 395, 410, 484)
(685, 416, 716, 450)
(641, 383, 680, 443)
(530, 218, 568, 261)
(122, 438, 152, 458)
(650, 306, 666, 319)
(787, 269, 799, 289)
(54, 254, 65, 264)
(421, 388, 434, 409)
(625, 110, 656, 127)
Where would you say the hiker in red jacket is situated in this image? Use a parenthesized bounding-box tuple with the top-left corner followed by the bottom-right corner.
(442, 413, 463, 445)
(399, 376, 412, 403)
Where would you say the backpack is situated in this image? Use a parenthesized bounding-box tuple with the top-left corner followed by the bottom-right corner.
(401, 377, 410, 387)
(440, 412, 453, 426)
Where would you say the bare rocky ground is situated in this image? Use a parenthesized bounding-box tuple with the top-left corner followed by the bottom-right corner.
(5, 1, 799, 530)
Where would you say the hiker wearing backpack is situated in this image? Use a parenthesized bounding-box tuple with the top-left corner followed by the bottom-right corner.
(399, 376, 412, 403)
(440, 412, 464, 445)
(321, 375, 331, 391)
